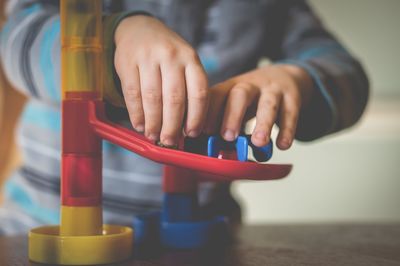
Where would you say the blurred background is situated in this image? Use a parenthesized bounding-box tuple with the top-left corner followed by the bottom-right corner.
(234, 0, 400, 224)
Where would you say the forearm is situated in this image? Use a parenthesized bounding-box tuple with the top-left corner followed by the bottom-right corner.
(283, 53, 369, 141)
(272, 0, 369, 141)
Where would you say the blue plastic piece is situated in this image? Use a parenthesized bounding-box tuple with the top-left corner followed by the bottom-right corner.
(162, 194, 195, 222)
(133, 192, 229, 250)
(207, 136, 219, 158)
(235, 136, 248, 162)
(160, 216, 226, 249)
(133, 212, 161, 246)
(207, 134, 273, 162)
(134, 212, 227, 250)
(249, 138, 273, 162)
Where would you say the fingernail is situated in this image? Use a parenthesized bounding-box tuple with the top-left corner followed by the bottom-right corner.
(254, 131, 267, 141)
(135, 124, 144, 132)
(161, 138, 176, 146)
(187, 130, 199, 138)
(147, 133, 158, 141)
(223, 129, 236, 141)
(280, 138, 292, 149)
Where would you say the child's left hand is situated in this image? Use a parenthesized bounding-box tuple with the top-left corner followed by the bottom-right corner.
(204, 64, 314, 150)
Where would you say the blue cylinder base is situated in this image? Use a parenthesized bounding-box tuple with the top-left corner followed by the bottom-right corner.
(133, 213, 228, 250)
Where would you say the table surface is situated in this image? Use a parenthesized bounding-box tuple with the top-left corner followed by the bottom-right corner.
(1, 224, 400, 266)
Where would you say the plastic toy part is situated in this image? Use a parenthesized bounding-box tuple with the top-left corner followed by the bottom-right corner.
(60, 206, 102, 236)
(133, 211, 227, 250)
(29, 225, 133, 265)
(88, 101, 292, 181)
(249, 138, 273, 162)
(162, 194, 196, 222)
(207, 135, 273, 162)
(160, 216, 227, 249)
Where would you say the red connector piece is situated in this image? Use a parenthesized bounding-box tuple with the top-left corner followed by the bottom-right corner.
(62, 95, 102, 207)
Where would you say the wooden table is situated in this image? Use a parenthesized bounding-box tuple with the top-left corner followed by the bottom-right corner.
(1, 224, 400, 266)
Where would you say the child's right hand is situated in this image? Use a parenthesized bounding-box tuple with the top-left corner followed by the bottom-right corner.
(114, 15, 209, 146)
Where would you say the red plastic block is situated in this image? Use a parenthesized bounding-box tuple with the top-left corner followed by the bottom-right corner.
(62, 99, 101, 154)
(62, 154, 102, 206)
(163, 166, 197, 193)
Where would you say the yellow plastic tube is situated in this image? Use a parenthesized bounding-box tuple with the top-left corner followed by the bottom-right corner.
(60, 0, 103, 237)
(61, 0, 102, 100)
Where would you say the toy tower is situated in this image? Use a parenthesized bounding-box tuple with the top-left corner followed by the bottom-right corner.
(29, 1, 132, 264)
(28, 0, 292, 264)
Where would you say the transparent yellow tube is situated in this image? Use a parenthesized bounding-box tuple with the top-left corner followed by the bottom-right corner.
(60, 0, 103, 236)
(61, 0, 102, 100)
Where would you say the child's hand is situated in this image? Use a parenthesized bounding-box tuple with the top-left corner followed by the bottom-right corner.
(114, 15, 208, 146)
(204, 64, 314, 150)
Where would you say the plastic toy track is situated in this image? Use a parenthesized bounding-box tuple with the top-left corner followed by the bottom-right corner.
(88, 101, 292, 182)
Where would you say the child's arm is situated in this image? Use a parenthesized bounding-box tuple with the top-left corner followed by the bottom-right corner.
(204, 0, 369, 149)
(0, 1, 60, 102)
(1, 2, 208, 147)
(272, 0, 370, 142)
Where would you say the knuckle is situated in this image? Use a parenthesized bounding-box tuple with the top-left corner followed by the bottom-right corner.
(136, 48, 152, 62)
(187, 117, 203, 130)
(143, 88, 161, 103)
(166, 91, 185, 106)
(161, 44, 179, 59)
(268, 82, 281, 93)
(285, 109, 298, 121)
(235, 82, 252, 90)
(190, 87, 208, 102)
(264, 98, 278, 112)
(123, 84, 141, 99)
(231, 84, 251, 97)
(184, 47, 200, 62)
(285, 126, 296, 135)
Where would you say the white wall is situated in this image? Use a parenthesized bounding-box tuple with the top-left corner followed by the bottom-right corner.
(234, 0, 400, 224)
(308, 0, 400, 96)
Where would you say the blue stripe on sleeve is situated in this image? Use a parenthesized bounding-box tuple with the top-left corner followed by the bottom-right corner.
(297, 43, 347, 60)
(103, 140, 136, 156)
(5, 180, 60, 224)
(199, 56, 219, 73)
(21, 102, 61, 132)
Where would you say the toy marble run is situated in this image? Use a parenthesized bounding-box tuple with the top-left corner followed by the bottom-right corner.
(28, 0, 292, 265)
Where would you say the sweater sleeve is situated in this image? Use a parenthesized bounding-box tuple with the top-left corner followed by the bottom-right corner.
(0, 0, 148, 107)
(0, 0, 61, 103)
(265, 0, 369, 141)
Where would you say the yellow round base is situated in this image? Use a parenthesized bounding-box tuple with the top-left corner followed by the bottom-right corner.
(29, 225, 133, 265)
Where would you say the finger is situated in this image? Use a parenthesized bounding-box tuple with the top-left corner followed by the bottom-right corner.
(139, 64, 162, 141)
(184, 63, 209, 137)
(276, 92, 300, 150)
(203, 82, 232, 134)
(251, 88, 282, 147)
(220, 83, 258, 141)
(160, 65, 186, 146)
(118, 65, 145, 132)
